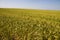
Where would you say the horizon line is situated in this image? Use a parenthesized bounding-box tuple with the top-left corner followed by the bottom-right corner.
(0, 8, 60, 10)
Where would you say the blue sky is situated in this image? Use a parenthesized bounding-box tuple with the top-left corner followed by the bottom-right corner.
(0, 0, 60, 10)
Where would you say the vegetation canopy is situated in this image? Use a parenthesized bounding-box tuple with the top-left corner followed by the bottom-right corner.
(0, 8, 60, 40)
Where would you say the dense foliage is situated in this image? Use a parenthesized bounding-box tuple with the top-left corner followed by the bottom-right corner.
(0, 8, 60, 40)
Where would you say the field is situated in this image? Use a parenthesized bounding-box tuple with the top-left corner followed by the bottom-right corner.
(0, 8, 60, 40)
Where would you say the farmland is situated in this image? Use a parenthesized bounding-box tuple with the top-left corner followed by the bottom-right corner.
(0, 8, 60, 40)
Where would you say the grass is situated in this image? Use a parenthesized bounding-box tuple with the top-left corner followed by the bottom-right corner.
(0, 8, 60, 40)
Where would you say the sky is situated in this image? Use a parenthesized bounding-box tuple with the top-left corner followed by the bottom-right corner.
(0, 0, 60, 10)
